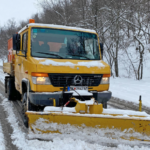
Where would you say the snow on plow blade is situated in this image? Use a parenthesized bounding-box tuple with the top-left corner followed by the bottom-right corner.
(26, 110, 150, 142)
(26, 99, 150, 142)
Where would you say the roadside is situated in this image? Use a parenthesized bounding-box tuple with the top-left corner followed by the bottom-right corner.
(0, 122, 5, 150)
(110, 77, 150, 108)
(0, 81, 18, 150)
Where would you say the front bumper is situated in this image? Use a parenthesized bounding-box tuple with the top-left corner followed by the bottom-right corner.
(29, 91, 112, 106)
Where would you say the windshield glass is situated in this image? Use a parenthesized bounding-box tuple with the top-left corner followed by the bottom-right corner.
(31, 28, 100, 60)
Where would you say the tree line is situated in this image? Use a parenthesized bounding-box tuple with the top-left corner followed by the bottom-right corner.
(0, 0, 150, 80)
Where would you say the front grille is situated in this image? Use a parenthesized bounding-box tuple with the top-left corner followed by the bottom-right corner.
(49, 74, 102, 87)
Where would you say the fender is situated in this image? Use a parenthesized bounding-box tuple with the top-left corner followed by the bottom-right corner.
(22, 78, 31, 92)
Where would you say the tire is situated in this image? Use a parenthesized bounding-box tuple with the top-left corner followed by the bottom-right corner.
(102, 102, 107, 109)
(6, 78, 21, 101)
(7, 81, 12, 100)
(22, 93, 35, 128)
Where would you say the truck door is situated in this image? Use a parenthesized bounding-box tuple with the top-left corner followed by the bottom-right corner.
(20, 31, 28, 88)
(15, 31, 28, 92)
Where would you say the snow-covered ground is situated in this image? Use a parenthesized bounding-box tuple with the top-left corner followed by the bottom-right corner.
(0, 122, 5, 150)
(110, 77, 150, 107)
(0, 66, 6, 84)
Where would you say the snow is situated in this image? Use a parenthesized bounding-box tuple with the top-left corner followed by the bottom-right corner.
(0, 67, 6, 84)
(44, 106, 76, 112)
(110, 77, 150, 107)
(44, 98, 95, 112)
(35, 58, 105, 68)
(18, 23, 96, 34)
(103, 109, 149, 117)
(0, 122, 5, 150)
(29, 118, 150, 148)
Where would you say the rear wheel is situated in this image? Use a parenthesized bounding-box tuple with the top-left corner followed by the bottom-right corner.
(6, 78, 21, 101)
(22, 93, 36, 128)
(7, 81, 13, 100)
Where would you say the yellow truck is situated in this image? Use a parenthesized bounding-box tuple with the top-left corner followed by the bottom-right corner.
(3, 20, 150, 142)
(3, 19, 111, 127)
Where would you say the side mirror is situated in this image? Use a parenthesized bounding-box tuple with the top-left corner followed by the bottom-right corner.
(100, 43, 103, 59)
(13, 34, 20, 50)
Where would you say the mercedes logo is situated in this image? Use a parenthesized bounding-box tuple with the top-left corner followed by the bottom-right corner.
(74, 75, 83, 85)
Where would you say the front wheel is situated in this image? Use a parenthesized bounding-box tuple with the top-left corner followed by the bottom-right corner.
(22, 93, 35, 128)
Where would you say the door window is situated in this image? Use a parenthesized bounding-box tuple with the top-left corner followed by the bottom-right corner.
(22, 32, 28, 53)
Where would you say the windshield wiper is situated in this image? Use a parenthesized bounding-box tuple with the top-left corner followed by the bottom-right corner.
(36, 52, 64, 59)
(70, 54, 91, 60)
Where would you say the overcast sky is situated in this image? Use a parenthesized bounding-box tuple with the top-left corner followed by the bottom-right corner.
(0, 0, 39, 26)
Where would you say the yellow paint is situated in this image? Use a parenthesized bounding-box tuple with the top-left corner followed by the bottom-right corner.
(89, 104, 103, 114)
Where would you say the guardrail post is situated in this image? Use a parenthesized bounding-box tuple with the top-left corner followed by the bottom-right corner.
(139, 95, 142, 112)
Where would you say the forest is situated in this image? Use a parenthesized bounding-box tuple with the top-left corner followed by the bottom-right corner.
(0, 0, 150, 80)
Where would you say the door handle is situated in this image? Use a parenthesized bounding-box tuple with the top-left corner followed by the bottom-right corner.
(18, 64, 21, 66)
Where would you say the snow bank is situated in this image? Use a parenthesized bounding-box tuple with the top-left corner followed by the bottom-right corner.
(110, 77, 150, 107)
(35, 58, 105, 68)
(0, 122, 5, 150)
(0, 67, 6, 84)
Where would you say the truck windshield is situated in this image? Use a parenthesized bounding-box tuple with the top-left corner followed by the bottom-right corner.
(31, 28, 100, 60)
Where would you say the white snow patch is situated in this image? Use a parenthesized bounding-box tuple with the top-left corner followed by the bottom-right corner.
(29, 118, 150, 149)
(44, 106, 76, 112)
(110, 77, 150, 107)
(103, 109, 150, 117)
(0, 122, 6, 150)
(18, 23, 96, 34)
(0, 68, 6, 84)
(36, 59, 105, 68)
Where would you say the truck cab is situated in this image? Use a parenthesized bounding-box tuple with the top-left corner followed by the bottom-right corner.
(4, 19, 111, 115)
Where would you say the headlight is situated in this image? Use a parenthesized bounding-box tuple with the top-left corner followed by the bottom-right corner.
(31, 73, 51, 85)
(100, 74, 110, 84)
(101, 77, 109, 84)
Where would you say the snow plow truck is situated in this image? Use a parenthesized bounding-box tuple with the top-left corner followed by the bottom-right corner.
(3, 19, 150, 142)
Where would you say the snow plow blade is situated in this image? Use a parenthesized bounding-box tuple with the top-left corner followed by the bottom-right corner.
(26, 98, 150, 142)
